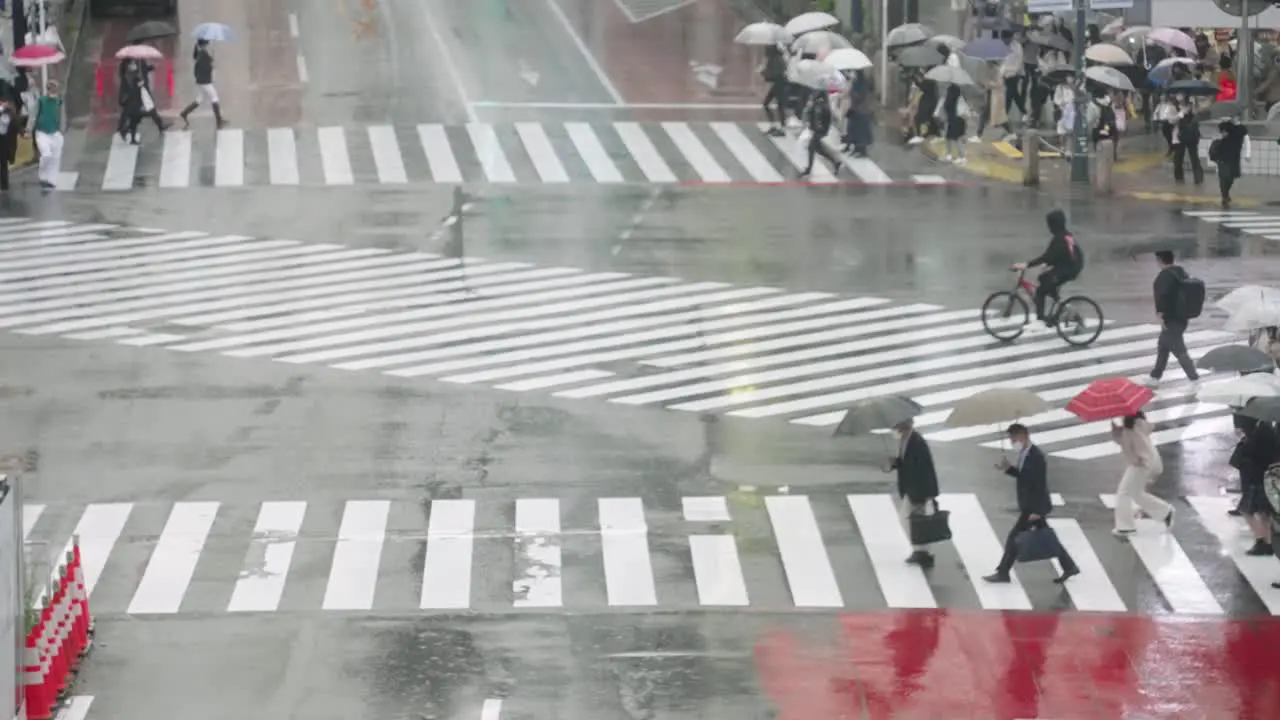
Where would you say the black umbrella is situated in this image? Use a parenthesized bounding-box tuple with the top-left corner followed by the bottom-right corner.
(897, 45, 945, 69)
(1238, 397, 1280, 423)
(1196, 344, 1276, 374)
(1165, 79, 1218, 97)
(834, 396, 923, 437)
(126, 21, 178, 44)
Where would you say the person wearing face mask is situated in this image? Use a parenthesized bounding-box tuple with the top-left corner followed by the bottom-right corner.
(984, 424, 1080, 585)
(887, 419, 942, 568)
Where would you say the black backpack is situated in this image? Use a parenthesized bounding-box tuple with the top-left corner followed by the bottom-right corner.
(1208, 138, 1221, 163)
(1174, 269, 1206, 319)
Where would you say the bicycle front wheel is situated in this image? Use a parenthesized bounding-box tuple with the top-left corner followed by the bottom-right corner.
(1055, 296, 1104, 346)
(981, 291, 1028, 341)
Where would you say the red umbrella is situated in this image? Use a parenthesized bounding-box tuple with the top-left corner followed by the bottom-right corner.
(1065, 377, 1154, 422)
(12, 45, 65, 68)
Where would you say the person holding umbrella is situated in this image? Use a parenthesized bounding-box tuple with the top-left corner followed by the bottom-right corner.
(179, 35, 228, 129)
(31, 78, 63, 191)
(1108, 411, 1172, 535)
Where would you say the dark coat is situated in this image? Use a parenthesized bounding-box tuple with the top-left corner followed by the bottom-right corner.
(1004, 444, 1053, 516)
(891, 431, 940, 504)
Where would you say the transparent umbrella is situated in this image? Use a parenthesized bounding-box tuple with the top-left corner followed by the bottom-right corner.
(886, 23, 933, 49)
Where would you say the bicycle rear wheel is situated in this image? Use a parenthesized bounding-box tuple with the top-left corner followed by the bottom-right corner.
(981, 291, 1028, 341)
(1055, 296, 1104, 346)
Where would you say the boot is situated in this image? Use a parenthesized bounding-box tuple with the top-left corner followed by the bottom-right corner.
(212, 102, 226, 129)
(179, 102, 198, 129)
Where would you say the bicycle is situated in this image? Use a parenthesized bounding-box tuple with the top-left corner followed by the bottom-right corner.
(981, 268, 1104, 347)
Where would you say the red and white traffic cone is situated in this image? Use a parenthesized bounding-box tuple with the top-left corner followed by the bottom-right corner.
(69, 548, 89, 656)
(50, 584, 69, 696)
(62, 551, 83, 660)
(23, 631, 51, 720)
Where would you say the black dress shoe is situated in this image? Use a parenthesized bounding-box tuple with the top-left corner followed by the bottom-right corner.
(1053, 568, 1080, 584)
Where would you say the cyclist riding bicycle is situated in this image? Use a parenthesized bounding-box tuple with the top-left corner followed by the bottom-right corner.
(1012, 209, 1084, 327)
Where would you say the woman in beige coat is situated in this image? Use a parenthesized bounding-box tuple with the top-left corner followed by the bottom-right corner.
(1110, 412, 1174, 536)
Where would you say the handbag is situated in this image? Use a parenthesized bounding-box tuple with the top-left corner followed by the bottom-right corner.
(908, 502, 952, 545)
(1014, 525, 1062, 564)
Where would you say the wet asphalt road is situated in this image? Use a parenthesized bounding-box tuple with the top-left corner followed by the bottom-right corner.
(12, 3, 1280, 718)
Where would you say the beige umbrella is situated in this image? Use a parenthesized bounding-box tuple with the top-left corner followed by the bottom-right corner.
(1085, 43, 1134, 66)
(944, 388, 1050, 428)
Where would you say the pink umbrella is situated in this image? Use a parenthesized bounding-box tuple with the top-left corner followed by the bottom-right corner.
(1147, 27, 1196, 55)
(115, 45, 164, 61)
(11, 45, 65, 68)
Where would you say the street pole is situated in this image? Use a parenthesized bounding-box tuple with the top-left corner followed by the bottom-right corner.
(37, 0, 47, 90)
(11, 0, 27, 52)
(1069, 0, 1089, 182)
(1239, 0, 1252, 120)
(879, 0, 889, 106)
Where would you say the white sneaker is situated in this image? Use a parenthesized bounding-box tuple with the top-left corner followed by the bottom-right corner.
(968, 135, 981, 143)
(1141, 376, 1160, 389)
(943, 154, 953, 162)
(954, 157, 966, 165)
(908, 136, 924, 145)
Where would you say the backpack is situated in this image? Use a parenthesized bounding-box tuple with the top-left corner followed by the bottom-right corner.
(1063, 235, 1085, 278)
(1173, 268, 1206, 319)
(1208, 138, 1221, 163)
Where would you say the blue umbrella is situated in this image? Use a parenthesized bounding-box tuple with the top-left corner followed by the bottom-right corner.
(963, 38, 1009, 61)
(193, 22, 234, 42)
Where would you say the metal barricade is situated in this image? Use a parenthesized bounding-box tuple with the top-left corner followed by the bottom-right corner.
(0, 475, 25, 720)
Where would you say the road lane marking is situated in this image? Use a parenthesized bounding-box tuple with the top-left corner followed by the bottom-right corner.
(367, 125, 408, 183)
(55, 696, 94, 720)
(296, 54, 309, 83)
(318, 126, 355, 185)
(68, 504, 132, 598)
(513, 498, 562, 607)
(127, 502, 219, 614)
(268, 128, 300, 185)
(1186, 497, 1280, 614)
(514, 122, 569, 183)
(1101, 494, 1223, 615)
(420, 499, 475, 609)
(541, 0, 624, 104)
(101, 136, 138, 191)
(662, 122, 729, 182)
(565, 122, 622, 183)
(481, 698, 502, 720)
(941, 493, 1032, 610)
(684, 497, 748, 606)
(159, 130, 191, 187)
(613, 122, 676, 182)
(417, 123, 464, 182)
(847, 495, 936, 608)
(215, 128, 245, 186)
(466, 123, 516, 183)
(1046, 518, 1127, 612)
(709, 122, 782, 182)
(599, 498, 657, 605)
(757, 122, 835, 183)
(323, 500, 390, 610)
(420, 2, 478, 122)
(765, 495, 842, 607)
(228, 501, 307, 612)
(288, 12, 300, 37)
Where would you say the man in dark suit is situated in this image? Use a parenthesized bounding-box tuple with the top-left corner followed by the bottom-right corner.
(890, 419, 941, 568)
(983, 423, 1080, 584)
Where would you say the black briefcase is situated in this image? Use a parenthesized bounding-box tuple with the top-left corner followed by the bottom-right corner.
(908, 505, 952, 545)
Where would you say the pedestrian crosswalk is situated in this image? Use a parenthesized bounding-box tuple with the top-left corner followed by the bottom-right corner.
(20, 494, 1280, 617)
(1183, 209, 1280, 239)
(0, 218, 1236, 460)
(62, 122, 953, 191)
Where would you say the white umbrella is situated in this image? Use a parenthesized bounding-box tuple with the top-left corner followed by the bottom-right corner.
(944, 388, 1049, 428)
(1084, 65, 1135, 92)
(1224, 300, 1280, 332)
(931, 34, 965, 51)
(1085, 43, 1134, 66)
(1197, 375, 1280, 408)
(1117, 26, 1152, 46)
(1147, 27, 1197, 55)
(1153, 56, 1196, 73)
(1101, 18, 1126, 36)
(886, 23, 933, 49)
(1218, 286, 1280, 315)
(735, 22, 790, 46)
(794, 30, 853, 54)
(825, 47, 873, 72)
(924, 64, 974, 86)
(785, 11, 838, 36)
(788, 58, 843, 90)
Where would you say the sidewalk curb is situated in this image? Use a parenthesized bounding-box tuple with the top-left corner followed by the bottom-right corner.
(12, 0, 89, 174)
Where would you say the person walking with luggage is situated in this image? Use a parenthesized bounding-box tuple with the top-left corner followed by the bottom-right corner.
(984, 424, 1080, 585)
(1144, 250, 1203, 389)
(888, 419, 942, 568)
(1110, 412, 1174, 536)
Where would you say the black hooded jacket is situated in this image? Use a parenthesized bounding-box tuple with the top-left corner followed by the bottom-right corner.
(1028, 210, 1082, 279)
